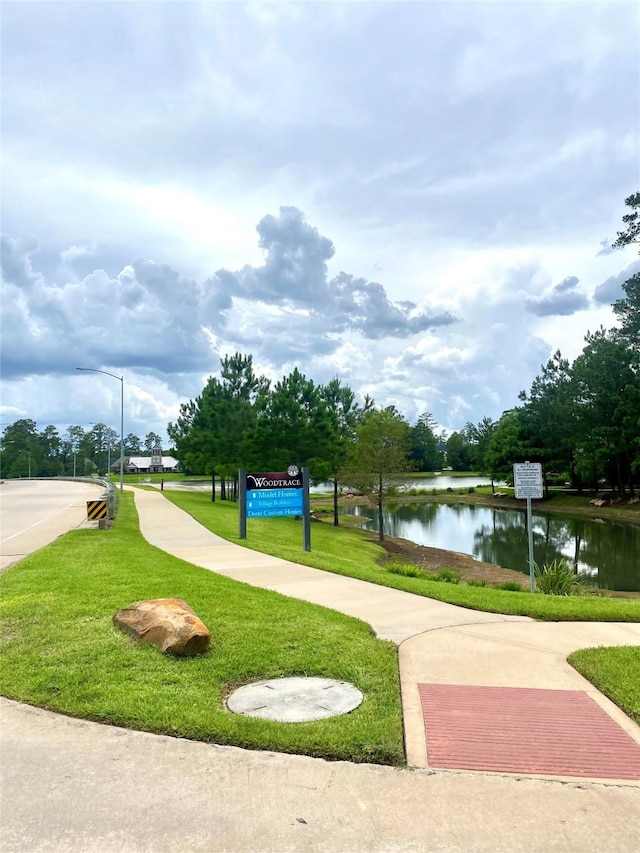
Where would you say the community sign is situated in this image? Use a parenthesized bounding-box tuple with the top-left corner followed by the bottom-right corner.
(239, 466, 311, 551)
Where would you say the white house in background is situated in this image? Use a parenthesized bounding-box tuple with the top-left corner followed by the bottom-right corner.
(111, 446, 180, 474)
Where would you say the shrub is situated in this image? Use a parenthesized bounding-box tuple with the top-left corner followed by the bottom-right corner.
(494, 581, 525, 592)
(467, 486, 475, 494)
(467, 578, 486, 587)
(386, 562, 427, 579)
(433, 568, 461, 584)
(534, 559, 581, 596)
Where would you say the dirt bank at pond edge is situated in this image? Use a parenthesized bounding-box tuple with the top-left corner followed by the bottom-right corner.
(372, 534, 640, 599)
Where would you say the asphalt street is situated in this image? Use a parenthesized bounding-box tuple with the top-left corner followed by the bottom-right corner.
(0, 479, 104, 571)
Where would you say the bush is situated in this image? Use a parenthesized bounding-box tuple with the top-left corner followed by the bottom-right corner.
(494, 581, 525, 592)
(467, 578, 486, 587)
(433, 568, 461, 584)
(386, 562, 427, 579)
(534, 559, 582, 596)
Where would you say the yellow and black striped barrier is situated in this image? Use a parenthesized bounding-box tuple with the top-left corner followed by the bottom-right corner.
(87, 499, 108, 520)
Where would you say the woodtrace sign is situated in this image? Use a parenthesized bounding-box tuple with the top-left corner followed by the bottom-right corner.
(239, 467, 311, 551)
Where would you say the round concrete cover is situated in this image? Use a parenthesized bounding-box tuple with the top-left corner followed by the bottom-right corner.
(226, 677, 363, 723)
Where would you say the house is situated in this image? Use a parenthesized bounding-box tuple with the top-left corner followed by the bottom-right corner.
(111, 446, 180, 475)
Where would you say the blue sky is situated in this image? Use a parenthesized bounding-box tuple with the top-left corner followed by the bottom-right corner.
(1, 1, 638, 444)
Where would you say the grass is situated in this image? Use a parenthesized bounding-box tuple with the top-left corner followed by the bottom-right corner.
(0, 493, 403, 765)
(569, 646, 640, 724)
(162, 491, 640, 622)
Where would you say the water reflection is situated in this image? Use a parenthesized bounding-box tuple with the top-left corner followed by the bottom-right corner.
(345, 503, 639, 592)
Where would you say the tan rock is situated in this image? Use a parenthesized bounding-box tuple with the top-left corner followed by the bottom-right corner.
(113, 598, 210, 655)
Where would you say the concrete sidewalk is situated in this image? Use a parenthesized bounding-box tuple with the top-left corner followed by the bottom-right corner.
(130, 488, 640, 775)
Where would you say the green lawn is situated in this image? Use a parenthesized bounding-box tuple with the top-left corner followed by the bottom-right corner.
(569, 646, 640, 724)
(0, 493, 403, 765)
(163, 491, 640, 622)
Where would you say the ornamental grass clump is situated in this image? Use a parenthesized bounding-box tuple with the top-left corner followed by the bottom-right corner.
(534, 559, 582, 596)
(432, 568, 461, 584)
(386, 561, 427, 579)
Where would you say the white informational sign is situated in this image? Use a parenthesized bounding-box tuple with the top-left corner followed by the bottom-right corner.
(513, 462, 543, 500)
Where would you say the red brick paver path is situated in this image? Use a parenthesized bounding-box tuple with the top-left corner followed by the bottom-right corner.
(419, 684, 640, 779)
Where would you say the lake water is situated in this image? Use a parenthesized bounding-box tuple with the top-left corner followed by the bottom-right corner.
(343, 502, 640, 592)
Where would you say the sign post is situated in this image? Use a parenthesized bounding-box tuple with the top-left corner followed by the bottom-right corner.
(513, 461, 543, 592)
(239, 466, 311, 551)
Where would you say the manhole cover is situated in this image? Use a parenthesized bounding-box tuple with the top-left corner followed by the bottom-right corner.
(226, 677, 363, 722)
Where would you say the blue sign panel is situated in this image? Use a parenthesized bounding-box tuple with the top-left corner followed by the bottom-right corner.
(246, 487, 303, 519)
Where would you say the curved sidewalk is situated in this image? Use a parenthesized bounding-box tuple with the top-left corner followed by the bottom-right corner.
(131, 488, 640, 778)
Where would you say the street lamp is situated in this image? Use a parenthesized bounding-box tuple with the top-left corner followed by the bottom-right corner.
(76, 368, 124, 492)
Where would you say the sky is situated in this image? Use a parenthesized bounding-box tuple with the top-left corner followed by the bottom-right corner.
(1, 0, 639, 447)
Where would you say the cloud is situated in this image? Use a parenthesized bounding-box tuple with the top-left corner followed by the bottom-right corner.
(524, 274, 589, 317)
(1, 208, 456, 389)
(0, 236, 212, 379)
(592, 260, 640, 305)
(596, 239, 615, 256)
(203, 207, 457, 340)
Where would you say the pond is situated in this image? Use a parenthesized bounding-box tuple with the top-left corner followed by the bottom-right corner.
(343, 502, 640, 592)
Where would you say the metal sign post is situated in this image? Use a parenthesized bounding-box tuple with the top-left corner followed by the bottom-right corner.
(239, 468, 247, 539)
(302, 467, 311, 552)
(513, 461, 543, 592)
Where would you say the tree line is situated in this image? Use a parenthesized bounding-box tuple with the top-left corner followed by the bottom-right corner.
(0, 423, 164, 479)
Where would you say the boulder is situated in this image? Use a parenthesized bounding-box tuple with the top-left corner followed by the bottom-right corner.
(113, 598, 210, 655)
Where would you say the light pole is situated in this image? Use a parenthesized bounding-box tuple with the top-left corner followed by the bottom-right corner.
(76, 368, 124, 492)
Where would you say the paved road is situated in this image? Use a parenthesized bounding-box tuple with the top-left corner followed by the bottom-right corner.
(0, 479, 103, 571)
